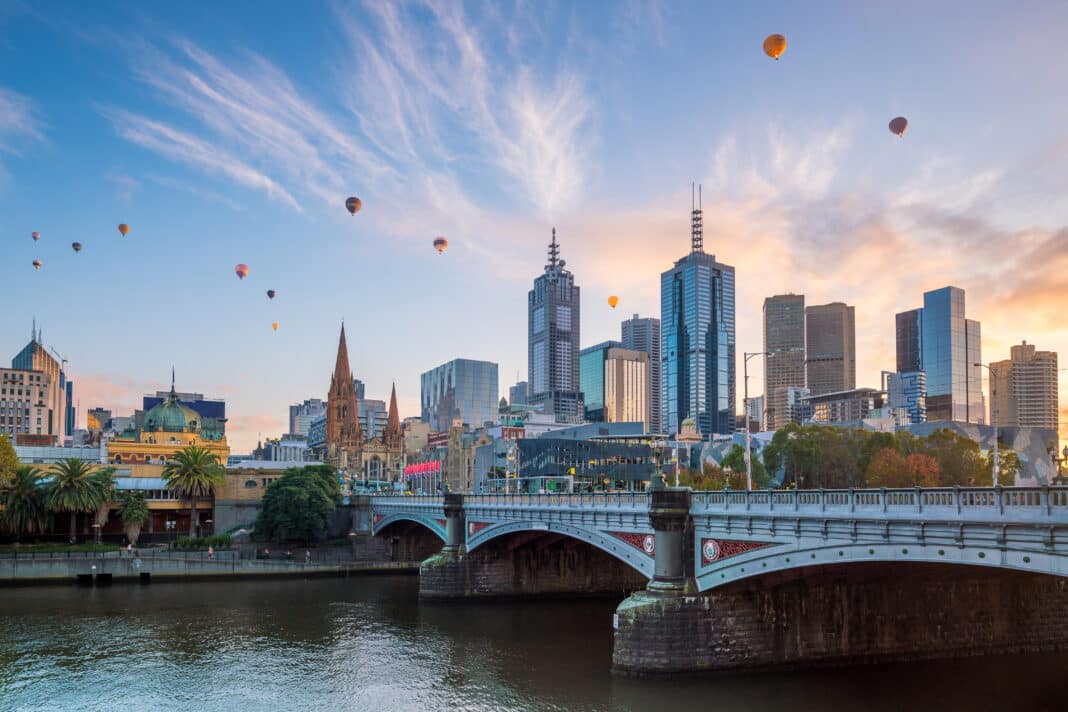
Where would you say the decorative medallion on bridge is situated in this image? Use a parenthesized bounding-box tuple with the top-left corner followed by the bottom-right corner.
(436, 519, 447, 529)
(701, 539, 773, 565)
(373, 514, 385, 525)
(468, 521, 490, 537)
(611, 532, 655, 557)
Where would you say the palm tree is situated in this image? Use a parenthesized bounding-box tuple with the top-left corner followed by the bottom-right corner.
(91, 467, 117, 543)
(0, 465, 49, 540)
(118, 491, 150, 547)
(162, 445, 225, 536)
(45, 459, 104, 542)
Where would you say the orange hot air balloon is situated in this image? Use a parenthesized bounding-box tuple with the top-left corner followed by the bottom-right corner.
(31, 231, 40, 241)
(235, 263, 249, 280)
(72, 242, 82, 253)
(763, 34, 787, 60)
(608, 295, 619, 309)
(433, 236, 448, 254)
(888, 116, 909, 138)
(272, 322, 279, 331)
(118, 223, 130, 237)
(32, 259, 42, 270)
(345, 196, 362, 215)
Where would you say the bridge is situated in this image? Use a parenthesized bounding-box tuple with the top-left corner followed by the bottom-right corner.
(365, 486, 1068, 676)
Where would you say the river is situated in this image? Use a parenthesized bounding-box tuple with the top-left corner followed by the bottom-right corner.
(0, 576, 1065, 711)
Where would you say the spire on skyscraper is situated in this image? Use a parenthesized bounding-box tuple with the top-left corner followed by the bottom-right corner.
(691, 183, 703, 253)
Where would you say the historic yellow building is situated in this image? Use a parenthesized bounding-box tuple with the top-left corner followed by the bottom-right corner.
(106, 383, 229, 470)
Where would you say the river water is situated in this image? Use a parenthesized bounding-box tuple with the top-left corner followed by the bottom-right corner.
(1, 576, 1065, 711)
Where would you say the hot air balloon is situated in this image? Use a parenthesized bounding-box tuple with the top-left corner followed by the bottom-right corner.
(235, 263, 249, 280)
(118, 224, 130, 237)
(888, 116, 909, 138)
(32, 259, 42, 270)
(72, 242, 82, 253)
(608, 295, 619, 309)
(345, 196, 362, 215)
(267, 289, 276, 299)
(31, 231, 40, 242)
(763, 34, 787, 60)
(271, 322, 279, 332)
(433, 236, 448, 254)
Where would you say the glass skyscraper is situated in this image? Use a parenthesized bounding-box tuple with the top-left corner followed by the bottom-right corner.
(528, 229, 583, 421)
(805, 301, 856, 396)
(621, 314, 662, 434)
(764, 294, 806, 430)
(420, 358, 499, 431)
(579, 341, 620, 422)
(660, 197, 735, 437)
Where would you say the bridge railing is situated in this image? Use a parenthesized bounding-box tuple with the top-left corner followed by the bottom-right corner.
(464, 492, 649, 509)
(370, 495, 444, 506)
(691, 486, 1068, 520)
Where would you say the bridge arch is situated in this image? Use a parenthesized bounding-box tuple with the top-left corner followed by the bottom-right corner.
(696, 539, 1068, 592)
(468, 520, 654, 580)
(373, 512, 447, 543)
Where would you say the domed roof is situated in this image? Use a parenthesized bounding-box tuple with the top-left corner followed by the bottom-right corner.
(142, 391, 201, 433)
(681, 417, 696, 427)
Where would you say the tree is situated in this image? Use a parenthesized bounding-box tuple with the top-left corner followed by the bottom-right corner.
(118, 491, 150, 546)
(865, 448, 911, 488)
(0, 465, 49, 539)
(46, 459, 105, 542)
(162, 445, 226, 536)
(721, 444, 770, 488)
(0, 434, 18, 481)
(906, 453, 941, 487)
(255, 465, 341, 543)
(923, 429, 985, 486)
(983, 450, 1019, 486)
(91, 467, 117, 543)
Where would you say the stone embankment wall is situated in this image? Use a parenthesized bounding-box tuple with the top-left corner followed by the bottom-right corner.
(613, 563, 1068, 677)
(420, 532, 648, 600)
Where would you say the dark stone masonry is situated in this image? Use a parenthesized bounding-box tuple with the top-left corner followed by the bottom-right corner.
(612, 562, 1068, 677)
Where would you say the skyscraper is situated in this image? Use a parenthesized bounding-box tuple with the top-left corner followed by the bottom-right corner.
(289, 398, 326, 436)
(661, 188, 735, 437)
(528, 229, 583, 421)
(805, 302, 856, 396)
(579, 341, 621, 422)
(990, 341, 1058, 430)
(895, 286, 983, 424)
(579, 341, 649, 428)
(11, 323, 67, 442)
(508, 381, 529, 407)
(621, 314, 662, 434)
(421, 358, 499, 431)
(763, 294, 805, 430)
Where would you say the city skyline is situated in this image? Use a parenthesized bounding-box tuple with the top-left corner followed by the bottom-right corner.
(2, 2, 1067, 452)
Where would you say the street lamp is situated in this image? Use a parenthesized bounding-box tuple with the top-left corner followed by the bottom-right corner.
(743, 352, 772, 491)
(975, 362, 1001, 487)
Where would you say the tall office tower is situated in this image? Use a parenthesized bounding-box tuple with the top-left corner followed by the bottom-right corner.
(922, 287, 983, 423)
(621, 314, 662, 434)
(421, 358, 500, 431)
(990, 341, 1058, 429)
(763, 294, 806, 430)
(661, 186, 735, 437)
(289, 398, 327, 436)
(888, 371, 927, 424)
(528, 229, 583, 421)
(10, 323, 67, 442)
(896, 308, 923, 372)
(579, 341, 649, 429)
(805, 302, 856, 396)
(508, 381, 529, 407)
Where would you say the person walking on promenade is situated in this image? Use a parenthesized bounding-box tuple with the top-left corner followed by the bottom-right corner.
(207, 545, 214, 560)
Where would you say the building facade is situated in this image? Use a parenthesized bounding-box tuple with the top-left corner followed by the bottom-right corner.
(621, 314, 662, 434)
(661, 198, 735, 438)
(508, 381, 529, 407)
(803, 388, 886, 425)
(920, 286, 983, 423)
(421, 358, 499, 432)
(579, 341, 621, 422)
(887, 370, 927, 424)
(528, 229, 583, 421)
(763, 294, 806, 430)
(0, 368, 53, 441)
(580, 341, 649, 429)
(289, 398, 326, 436)
(805, 302, 856, 396)
(990, 341, 1058, 430)
(10, 326, 67, 442)
(896, 308, 923, 372)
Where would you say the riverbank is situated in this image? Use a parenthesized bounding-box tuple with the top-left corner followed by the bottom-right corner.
(0, 553, 419, 586)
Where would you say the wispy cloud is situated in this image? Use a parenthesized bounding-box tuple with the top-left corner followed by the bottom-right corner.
(106, 173, 140, 201)
(0, 86, 44, 154)
(145, 173, 244, 211)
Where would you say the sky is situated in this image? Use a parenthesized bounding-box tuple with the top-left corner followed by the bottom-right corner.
(1, 0, 1067, 455)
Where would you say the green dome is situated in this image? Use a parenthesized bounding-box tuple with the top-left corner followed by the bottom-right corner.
(142, 393, 201, 433)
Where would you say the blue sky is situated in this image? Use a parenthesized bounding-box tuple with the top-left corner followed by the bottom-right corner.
(2, 0, 1067, 453)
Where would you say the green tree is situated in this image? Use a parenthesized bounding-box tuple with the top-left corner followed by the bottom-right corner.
(721, 444, 770, 488)
(923, 429, 985, 486)
(118, 491, 150, 546)
(255, 465, 341, 542)
(0, 465, 49, 539)
(0, 434, 18, 481)
(91, 467, 117, 543)
(162, 445, 226, 536)
(983, 450, 1019, 486)
(45, 459, 104, 542)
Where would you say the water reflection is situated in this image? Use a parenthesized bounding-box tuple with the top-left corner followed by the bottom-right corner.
(0, 577, 1066, 711)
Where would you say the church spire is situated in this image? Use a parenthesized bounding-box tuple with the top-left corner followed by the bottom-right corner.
(384, 381, 401, 448)
(326, 322, 361, 465)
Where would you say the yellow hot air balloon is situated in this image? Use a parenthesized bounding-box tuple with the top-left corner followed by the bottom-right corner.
(763, 34, 787, 60)
(608, 295, 619, 309)
(118, 223, 130, 237)
(272, 322, 279, 332)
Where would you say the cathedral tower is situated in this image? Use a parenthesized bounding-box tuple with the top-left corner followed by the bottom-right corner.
(326, 323, 362, 468)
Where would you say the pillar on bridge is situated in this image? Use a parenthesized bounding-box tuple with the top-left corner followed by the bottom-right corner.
(647, 487, 692, 594)
(442, 493, 465, 556)
(350, 495, 372, 535)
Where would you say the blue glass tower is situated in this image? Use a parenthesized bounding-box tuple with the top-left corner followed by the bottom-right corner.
(660, 189, 736, 437)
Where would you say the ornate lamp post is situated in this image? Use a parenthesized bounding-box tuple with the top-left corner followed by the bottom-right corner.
(743, 352, 772, 491)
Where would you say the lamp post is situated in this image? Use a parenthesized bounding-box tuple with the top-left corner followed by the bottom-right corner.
(975, 362, 1001, 486)
(743, 352, 772, 491)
